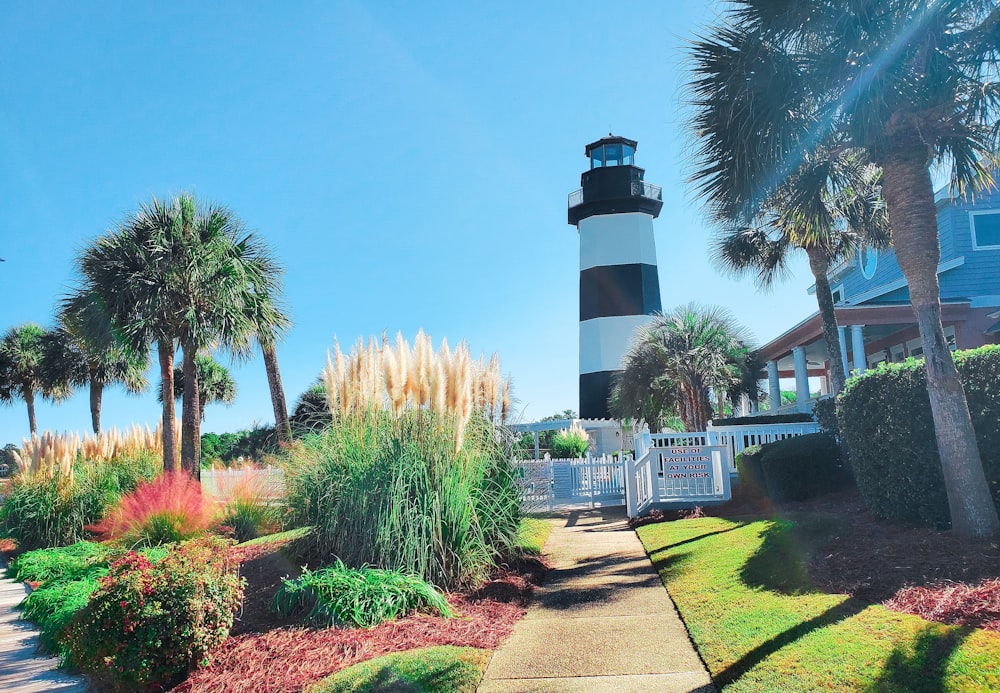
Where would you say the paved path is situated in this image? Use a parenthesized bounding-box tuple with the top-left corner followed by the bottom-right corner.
(480, 508, 716, 693)
(0, 559, 89, 693)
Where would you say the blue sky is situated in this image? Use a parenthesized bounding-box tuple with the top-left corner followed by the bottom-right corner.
(0, 1, 821, 443)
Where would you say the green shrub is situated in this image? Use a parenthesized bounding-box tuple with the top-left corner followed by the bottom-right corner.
(290, 380, 333, 435)
(838, 346, 1000, 528)
(757, 433, 848, 502)
(735, 444, 766, 494)
(65, 537, 243, 692)
(550, 422, 588, 458)
(284, 411, 520, 590)
(0, 452, 159, 551)
(7, 541, 110, 583)
(274, 561, 452, 628)
(812, 397, 839, 439)
(21, 571, 105, 658)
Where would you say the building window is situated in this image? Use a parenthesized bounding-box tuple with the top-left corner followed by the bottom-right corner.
(830, 285, 845, 304)
(971, 210, 1000, 249)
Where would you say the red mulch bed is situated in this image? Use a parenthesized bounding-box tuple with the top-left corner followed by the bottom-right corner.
(779, 490, 1000, 606)
(717, 488, 1000, 629)
(171, 538, 545, 692)
(175, 594, 526, 693)
(885, 579, 1000, 632)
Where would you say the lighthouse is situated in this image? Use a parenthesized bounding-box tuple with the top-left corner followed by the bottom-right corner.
(568, 135, 663, 419)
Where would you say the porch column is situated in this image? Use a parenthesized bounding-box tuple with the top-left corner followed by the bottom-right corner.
(838, 326, 850, 377)
(792, 346, 810, 412)
(767, 360, 780, 413)
(851, 324, 866, 374)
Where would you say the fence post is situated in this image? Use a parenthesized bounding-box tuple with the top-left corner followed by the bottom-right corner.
(624, 453, 637, 518)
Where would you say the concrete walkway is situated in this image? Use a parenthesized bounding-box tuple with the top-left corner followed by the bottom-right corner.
(480, 508, 716, 693)
(0, 558, 89, 693)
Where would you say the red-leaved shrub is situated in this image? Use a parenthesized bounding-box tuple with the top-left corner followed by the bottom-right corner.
(91, 471, 218, 546)
(66, 536, 244, 691)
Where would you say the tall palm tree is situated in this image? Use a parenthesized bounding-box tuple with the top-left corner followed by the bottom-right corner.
(78, 194, 286, 478)
(688, 0, 1000, 537)
(713, 154, 890, 395)
(253, 298, 292, 443)
(611, 304, 756, 431)
(167, 352, 236, 422)
(44, 291, 149, 434)
(0, 324, 67, 435)
(76, 204, 183, 471)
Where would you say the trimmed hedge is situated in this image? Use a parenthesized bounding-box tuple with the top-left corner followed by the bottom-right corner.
(711, 412, 815, 426)
(837, 345, 1000, 528)
(736, 435, 848, 502)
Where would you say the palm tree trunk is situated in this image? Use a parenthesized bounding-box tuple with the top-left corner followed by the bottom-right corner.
(880, 147, 999, 538)
(180, 344, 201, 480)
(262, 343, 291, 443)
(89, 379, 104, 434)
(807, 247, 846, 395)
(158, 341, 178, 473)
(24, 388, 37, 436)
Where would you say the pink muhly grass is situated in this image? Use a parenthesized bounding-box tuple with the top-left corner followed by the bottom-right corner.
(92, 471, 219, 545)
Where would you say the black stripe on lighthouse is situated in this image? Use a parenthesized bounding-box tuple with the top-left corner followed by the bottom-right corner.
(579, 263, 662, 321)
(580, 371, 617, 420)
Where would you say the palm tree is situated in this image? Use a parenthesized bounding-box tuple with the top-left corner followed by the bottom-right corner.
(77, 194, 286, 478)
(688, 0, 1000, 538)
(44, 291, 149, 434)
(168, 353, 236, 422)
(0, 324, 68, 435)
(713, 155, 890, 395)
(611, 304, 756, 431)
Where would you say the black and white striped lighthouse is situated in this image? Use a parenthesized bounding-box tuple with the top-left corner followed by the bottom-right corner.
(568, 135, 663, 419)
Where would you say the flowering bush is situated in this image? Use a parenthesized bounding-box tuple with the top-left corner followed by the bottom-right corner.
(65, 536, 244, 691)
(90, 471, 218, 546)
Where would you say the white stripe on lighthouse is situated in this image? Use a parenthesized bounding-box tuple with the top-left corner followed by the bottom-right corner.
(579, 314, 654, 374)
(579, 212, 658, 271)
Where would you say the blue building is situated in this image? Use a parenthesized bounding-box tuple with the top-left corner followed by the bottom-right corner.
(759, 184, 1000, 412)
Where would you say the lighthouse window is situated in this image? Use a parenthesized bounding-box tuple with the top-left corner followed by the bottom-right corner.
(623, 144, 635, 165)
(604, 143, 622, 166)
(590, 146, 604, 169)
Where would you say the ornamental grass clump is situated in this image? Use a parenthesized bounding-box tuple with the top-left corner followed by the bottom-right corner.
(66, 537, 244, 692)
(274, 561, 452, 628)
(216, 469, 282, 542)
(92, 471, 218, 546)
(551, 421, 589, 458)
(0, 446, 160, 551)
(284, 331, 520, 590)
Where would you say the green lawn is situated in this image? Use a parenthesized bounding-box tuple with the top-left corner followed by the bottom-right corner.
(306, 646, 490, 693)
(637, 516, 1000, 692)
(515, 516, 554, 555)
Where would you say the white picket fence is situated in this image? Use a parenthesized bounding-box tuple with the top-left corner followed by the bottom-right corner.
(513, 455, 627, 512)
(200, 466, 286, 500)
(516, 421, 820, 516)
(637, 422, 820, 474)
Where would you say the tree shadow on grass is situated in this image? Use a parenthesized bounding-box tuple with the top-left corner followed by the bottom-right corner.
(865, 625, 972, 693)
(714, 596, 869, 688)
(740, 516, 843, 595)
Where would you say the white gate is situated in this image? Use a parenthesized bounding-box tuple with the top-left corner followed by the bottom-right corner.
(513, 454, 626, 512)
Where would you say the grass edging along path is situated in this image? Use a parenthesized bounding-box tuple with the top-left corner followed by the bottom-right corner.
(306, 646, 490, 693)
(636, 516, 1000, 693)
